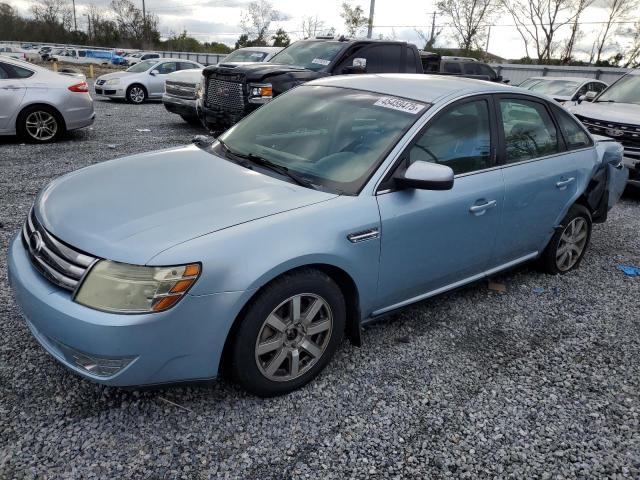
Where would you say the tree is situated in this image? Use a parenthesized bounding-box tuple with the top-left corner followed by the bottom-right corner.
(437, 0, 501, 53)
(240, 0, 281, 46)
(622, 20, 640, 67)
(591, 0, 638, 64)
(301, 15, 325, 39)
(560, 0, 592, 64)
(501, 0, 583, 63)
(415, 12, 442, 50)
(271, 28, 290, 47)
(110, 0, 159, 47)
(340, 2, 368, 37)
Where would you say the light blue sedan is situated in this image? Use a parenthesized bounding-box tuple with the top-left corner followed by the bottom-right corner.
(7, 75, 628, 396)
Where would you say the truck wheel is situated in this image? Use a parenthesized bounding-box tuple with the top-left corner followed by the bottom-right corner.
(229, 270, 345, 397)
(126, 85, 147, 104)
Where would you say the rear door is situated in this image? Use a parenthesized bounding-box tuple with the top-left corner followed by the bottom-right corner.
(0, 62, 28, 131)
(493, 95, 581, 263)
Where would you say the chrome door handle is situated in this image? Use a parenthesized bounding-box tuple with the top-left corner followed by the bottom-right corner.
(556, 177, 575, 189)
(469, 200, 497, 215)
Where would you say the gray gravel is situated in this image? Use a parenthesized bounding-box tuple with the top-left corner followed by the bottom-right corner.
(1, 93, 640, 479)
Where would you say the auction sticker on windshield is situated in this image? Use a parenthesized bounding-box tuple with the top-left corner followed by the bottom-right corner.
(374, 97, 426, 114)
(311, 58, 331, 66)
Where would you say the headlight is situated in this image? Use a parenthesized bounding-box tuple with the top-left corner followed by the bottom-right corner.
(248, 83, 273, 104)
(75, 261, 201, 313)
(105, 78, 120, 86)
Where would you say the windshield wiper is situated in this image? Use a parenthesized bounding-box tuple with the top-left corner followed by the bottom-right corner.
(217, 140, 315, 189)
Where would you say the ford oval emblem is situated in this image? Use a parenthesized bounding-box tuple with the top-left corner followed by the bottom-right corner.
(29, 231, 44, 255)
(605, 128, 624, 137)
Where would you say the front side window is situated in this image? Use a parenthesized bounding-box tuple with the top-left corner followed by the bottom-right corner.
(462, 63, 481, 75)
(157, 62, 177, 74)
(408, 99, 492, 175)
(500, 98, 559, 163)
(215, 86, 428, 194)
(552, 105, 592, 150)
(268, 41, 344, 71)
(358, 45, 402, 73)
(443, 62, 461, 74)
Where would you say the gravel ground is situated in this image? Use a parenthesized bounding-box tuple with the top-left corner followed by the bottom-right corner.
(1, 93, 640, 479)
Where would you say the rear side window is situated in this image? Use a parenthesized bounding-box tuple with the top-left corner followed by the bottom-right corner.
(478, 64, 496, 79)
(499, 98, 560, 163)
(0, 63, 34, 79)
(179, 62, 198, 70)
(462, 63, 481, 75)
(552, 105, 592, 150)
(79, 51, 86, 57)
(0, 63, 8, 79)
(405, 47, 418, 73)
(408, 99, 492, 175)
(443, 62, 461, 74)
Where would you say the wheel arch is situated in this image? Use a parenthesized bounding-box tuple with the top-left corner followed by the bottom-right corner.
(16, 102, 67, 132)
(218, 262, 362, 375)
(126, 82, 148, 98)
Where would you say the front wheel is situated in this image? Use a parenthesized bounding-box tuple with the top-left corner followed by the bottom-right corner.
(229, 270, 345, 397)
(539, 204, 592, 274)
(126, 85, 147, 104)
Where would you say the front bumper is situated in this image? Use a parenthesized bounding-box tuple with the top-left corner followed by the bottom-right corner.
(162, 94, 198, 118)
(93, 84, 126, 99)
(623, 156, 640, 187)
(7, 234, 247, 387)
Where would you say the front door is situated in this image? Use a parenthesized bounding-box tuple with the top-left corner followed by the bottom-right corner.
(148, 61, 177, 96)
(376, 97, 504, 310)
(0, 62, 27, 131)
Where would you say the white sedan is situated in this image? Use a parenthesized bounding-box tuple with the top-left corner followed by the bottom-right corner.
(94, 58, 203, 104)
(0, 57, 94, 143)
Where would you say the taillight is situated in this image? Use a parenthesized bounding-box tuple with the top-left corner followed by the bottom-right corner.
(68, 82, 89, 93)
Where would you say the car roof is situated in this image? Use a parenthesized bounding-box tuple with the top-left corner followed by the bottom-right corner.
(307, 74, 515, 104)
(525, 76, 604, 83)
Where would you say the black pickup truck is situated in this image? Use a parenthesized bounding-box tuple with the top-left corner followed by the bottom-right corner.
(200, 38, 424, 132)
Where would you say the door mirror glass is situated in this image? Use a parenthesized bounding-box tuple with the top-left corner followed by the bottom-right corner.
(150, 69, 159, 76)
(395, 160, 454, 190)
(343, 57, 367, 74)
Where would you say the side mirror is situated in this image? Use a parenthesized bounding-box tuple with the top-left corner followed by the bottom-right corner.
(343, 57, 367, 74)
(395, 160, 454, 191)
(150, 69, 159, 76)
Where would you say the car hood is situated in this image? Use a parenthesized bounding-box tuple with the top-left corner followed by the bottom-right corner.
(96, 71, 138, 81)
(567, 101, 640, 124)
(35, 145, 338, 264)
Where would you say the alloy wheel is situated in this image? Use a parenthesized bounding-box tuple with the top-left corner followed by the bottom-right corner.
(255, 293, 333, 382)
(25, 111, 57, 141)
(556, 217, 588, 271)
(129, 87, 145, 103)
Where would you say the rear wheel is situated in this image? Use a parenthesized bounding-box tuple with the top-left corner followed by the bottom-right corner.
(126, 84, 147, 104)
(229, 270, 345, 397)
(539, 204, 592, 274)
(17, 105, 64, 143)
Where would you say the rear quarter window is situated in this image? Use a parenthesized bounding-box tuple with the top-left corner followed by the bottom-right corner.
(551, 105, 593, 150)
(443, 62, 462, 74)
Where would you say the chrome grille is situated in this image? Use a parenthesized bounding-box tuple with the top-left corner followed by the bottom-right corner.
(165, 81, 197, 100)
(205, 77, 244, 110)
(22, 209, 97, 292)
(575, 114, 640, 150)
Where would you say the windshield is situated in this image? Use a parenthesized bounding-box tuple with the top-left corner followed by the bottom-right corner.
(223, 50, 269, 62)
(268, 41, 344, 71)
(126, 60, 155, 72)
(597, 74, 640, 104)
(518, 78, 542, 88)
(215, 85, 428, 194)
(526, 79, 580, 96)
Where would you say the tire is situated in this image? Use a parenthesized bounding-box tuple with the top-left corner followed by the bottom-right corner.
(16, 105, 64, 143)
(126, 84, 147, 104)
(180, 115, 203, 126)
(230, 269, 346, 397)
(539, 204, 592, 274)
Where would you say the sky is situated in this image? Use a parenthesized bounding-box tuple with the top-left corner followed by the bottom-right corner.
(6, 0, 638, 60)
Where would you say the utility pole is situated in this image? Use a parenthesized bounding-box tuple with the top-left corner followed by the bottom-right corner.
(367, 0, 375, 39)
(141, 0, 147, 43)
(429, 11, 437, 49)
(71, 0, 77, 31)
(86, 13, 91, 40)
(485, 26, 491, 55)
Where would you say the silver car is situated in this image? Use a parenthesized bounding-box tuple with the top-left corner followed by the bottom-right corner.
(94, 58, 203, 104)
(0, 57, 94, 143)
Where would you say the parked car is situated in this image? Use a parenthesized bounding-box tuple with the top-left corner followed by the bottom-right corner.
(42, 47, 64, 62)
(7, 75, 627, 396)
(94, 58, 203, 104)
(163, 47, 283, 124)
(0, 57, 94, 143)
(200, 37, 424, 133)
(50, 48, 114, 66)
(0, 46, 26, 60)
(518, 76, 608, 104)
(125, 52, 161, 66)
(420, 52, 505, 82)
(567, 70, 640, 188)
